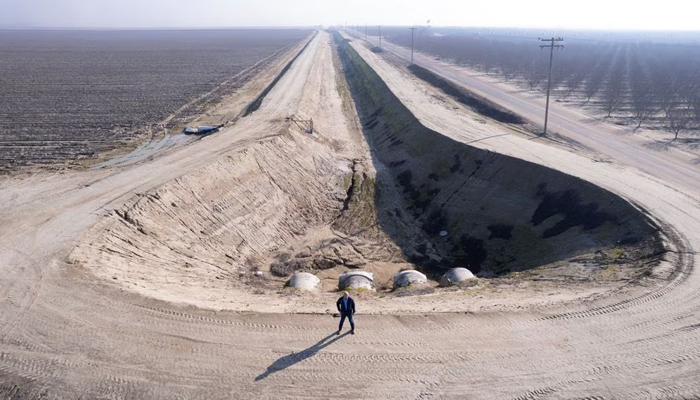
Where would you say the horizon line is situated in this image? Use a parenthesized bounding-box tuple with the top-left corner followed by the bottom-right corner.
(1, 25, 700, 34)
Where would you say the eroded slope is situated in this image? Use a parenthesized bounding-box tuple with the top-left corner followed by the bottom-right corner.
(71, 31, 662, 312)
(70, 33, 404, 308)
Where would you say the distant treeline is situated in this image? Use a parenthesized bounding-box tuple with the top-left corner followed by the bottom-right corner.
(357, 26, 700, 140)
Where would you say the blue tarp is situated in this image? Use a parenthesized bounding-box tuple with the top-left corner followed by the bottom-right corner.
(182, 125, 220, 135)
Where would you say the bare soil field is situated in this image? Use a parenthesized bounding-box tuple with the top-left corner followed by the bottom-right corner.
(0, 29, 310, 170)
(1, 29, 700, 399)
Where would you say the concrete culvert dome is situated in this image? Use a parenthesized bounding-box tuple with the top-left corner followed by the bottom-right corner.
(440, 268, 475, 287)
(287, 272, 321, 291)
(393, 270, 427, 288)
(339, 271, 375, 291)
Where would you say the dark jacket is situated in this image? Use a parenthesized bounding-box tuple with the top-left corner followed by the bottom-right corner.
(336, 296, 356, 314)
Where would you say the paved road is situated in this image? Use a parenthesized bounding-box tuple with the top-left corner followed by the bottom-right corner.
(358, 33, 700, 197)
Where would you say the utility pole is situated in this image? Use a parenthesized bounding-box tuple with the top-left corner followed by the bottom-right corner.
(539, 37, 564, 136)
(365, 23, 367, 41)
(378, 25, 382, 49)
(409, 27, 417, 64)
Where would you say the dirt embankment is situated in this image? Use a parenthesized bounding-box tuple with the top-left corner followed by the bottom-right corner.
(69, 32, 405, 308)
(334, 32, 662, 278)
(243, 32, 318, 116)
(407, 64, 525, 125)
(71, 31, 662, 312)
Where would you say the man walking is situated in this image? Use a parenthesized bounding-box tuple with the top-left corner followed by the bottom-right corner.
(336, 291, 355, 335)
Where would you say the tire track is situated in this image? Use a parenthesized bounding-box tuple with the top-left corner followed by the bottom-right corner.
(535, 218, 693, 322)
(0, 248, 45, 344)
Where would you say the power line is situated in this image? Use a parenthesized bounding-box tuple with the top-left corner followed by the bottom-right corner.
(539, 37, 564, 136)
(409, 27, 417, 64)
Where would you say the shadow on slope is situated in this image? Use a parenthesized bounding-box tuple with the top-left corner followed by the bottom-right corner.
(408, 64, 524, 125)
(333, 31, 661, 278)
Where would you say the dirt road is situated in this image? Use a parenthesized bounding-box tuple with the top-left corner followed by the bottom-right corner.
(1, 30, 700, 399)
(359, 33, 700, 196)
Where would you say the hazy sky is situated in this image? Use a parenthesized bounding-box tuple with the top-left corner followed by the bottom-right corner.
(0, 0, 697, 31)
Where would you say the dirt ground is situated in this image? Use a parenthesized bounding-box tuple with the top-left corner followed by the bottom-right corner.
(2, 30, 700, 399)
(67, 31, 661, 316)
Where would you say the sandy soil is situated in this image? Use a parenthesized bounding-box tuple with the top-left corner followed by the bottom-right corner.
(1, 30, 700, 399)
(68, 33, 398, 313)
(67, 31, 657, 316)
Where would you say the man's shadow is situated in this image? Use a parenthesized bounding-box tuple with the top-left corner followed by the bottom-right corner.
(255, 331, 350, 381)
